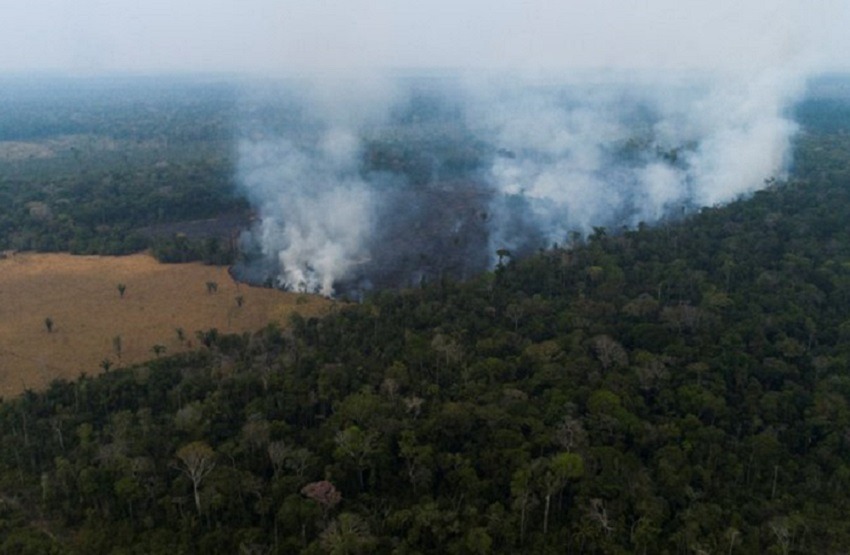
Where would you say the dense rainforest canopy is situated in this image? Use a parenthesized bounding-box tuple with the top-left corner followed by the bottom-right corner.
(1, 81, 850, 553)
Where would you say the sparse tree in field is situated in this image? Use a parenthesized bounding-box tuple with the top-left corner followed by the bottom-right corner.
(113, 335, 122, 360)
(100, 358, 112, 372)
(44, 317, 53, 333)
(205, 281, 218, 294)
(176, 327, 185, 344)
(196, 328, 219, 348)
(176, 441, 216, 517)
(117, 283, 126, 298)
(235, 295, 244, 307)
(151, 344, 166, 358)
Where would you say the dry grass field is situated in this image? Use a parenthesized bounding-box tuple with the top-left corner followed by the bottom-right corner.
(0, 252, 333, 399)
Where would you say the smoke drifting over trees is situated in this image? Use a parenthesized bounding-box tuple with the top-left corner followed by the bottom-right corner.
(235, 69, 804, 296)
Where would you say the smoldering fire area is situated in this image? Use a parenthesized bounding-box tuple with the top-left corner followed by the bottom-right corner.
(231, 70, 802, 297)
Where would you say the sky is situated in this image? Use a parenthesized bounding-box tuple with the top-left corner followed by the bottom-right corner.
(0, 0, 848, 75)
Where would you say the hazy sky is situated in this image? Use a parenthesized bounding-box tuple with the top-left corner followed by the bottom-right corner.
(0, 1, 847, 75)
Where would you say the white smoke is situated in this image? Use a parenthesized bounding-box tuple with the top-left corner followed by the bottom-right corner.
(236, 75, 411, 296)
(684, 69, 802, 206)
(463, 68, 804, 254)
(235, 67, 807, 295)
(239, 135, 374, 295)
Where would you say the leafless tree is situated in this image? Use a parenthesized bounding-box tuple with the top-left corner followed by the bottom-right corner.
(176, 441, 216, 516)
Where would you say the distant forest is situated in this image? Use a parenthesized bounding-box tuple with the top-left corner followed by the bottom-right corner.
(0, 77, 247, 263)
(1, 76, 850, 553)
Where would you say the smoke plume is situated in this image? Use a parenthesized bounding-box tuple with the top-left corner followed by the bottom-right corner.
(234, 68, 804, 297)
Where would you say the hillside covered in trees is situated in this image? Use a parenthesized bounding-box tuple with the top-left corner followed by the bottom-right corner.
(1, 80, 850, 553)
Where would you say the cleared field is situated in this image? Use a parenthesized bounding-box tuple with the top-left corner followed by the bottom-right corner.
(0, 252, 332, 399)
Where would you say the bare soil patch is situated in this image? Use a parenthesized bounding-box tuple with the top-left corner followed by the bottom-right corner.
(0, 252, 332, 398)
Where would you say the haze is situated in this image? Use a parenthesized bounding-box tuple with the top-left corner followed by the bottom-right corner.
(2, 1, 849, 297)
(1, 1, 847, 75)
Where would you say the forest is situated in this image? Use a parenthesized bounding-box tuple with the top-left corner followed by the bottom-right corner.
(0, 77, 247, 262)
(0, 77, 850, 553)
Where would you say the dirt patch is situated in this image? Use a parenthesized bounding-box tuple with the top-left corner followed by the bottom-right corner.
(0, 252, 333, 399)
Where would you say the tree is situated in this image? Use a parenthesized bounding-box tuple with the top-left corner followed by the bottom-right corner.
(206, 281, 218, 294)
(151, 344, 166, 358)
(301, 480, 342, 525)
(320, 513, 375, 555)
(117, 283, 126, 298)
(592, 335, 628, 371)
(196, 328, 219, 349)
(586, 498, 614, 541)
(463, 527, 493, 555)
(112, 335, 122, 360)
(44, 317, 53, 333)
(398, 430, 433, 495)
(538, 453, 584, 535)
(176, 441, 216, 517)
(496, 248, 512, 267)
(334, 426, 379, 490)
(431, 333, 463, 368)
(268, 441, 313, 479)
(511, 466, 538, 546)
(505, 303, 524, 331)
(554, 415, 588, 453)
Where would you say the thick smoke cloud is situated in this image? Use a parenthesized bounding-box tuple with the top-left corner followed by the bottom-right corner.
(235, 68, 804, 297)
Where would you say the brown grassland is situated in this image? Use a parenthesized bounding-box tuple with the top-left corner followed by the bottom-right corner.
(0, 252, 333, 399)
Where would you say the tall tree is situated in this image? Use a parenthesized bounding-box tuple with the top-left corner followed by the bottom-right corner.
(176, 441, 216, 517)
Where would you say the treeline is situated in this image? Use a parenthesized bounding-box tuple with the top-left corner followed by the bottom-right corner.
(2, 142, 850, 553)
(0, 157, 247, 262)
(149, 235, 237, 266)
